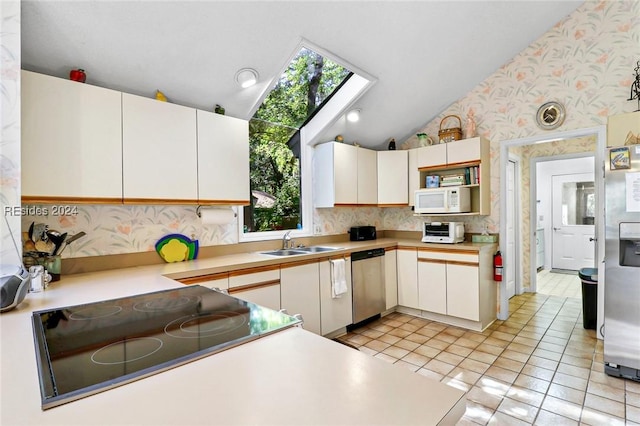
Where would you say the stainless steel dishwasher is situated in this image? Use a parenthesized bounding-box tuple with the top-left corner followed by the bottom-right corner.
(351, 248, 386, 324)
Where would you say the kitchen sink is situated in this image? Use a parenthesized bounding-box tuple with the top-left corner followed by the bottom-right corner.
(294, 246, 341, 253)
(260, 246, 341, 256)
(260, 249, 307, 256)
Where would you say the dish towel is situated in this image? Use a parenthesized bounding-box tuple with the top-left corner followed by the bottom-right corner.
(330, 258, 348, 299)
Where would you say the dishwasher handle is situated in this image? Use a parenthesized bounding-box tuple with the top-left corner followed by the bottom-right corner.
(351, 248, 385, 262)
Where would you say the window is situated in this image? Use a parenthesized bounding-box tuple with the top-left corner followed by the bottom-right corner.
(241, 46, 352, 236)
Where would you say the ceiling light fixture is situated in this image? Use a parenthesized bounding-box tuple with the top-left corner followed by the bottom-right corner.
(235, 68, 259, 88)
(346, 109, 361, 123)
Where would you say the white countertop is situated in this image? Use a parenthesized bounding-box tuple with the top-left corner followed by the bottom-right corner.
(1, 239, 470, 425)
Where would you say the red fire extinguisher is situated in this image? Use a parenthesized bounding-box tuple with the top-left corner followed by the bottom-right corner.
(494, 250, 503, 282)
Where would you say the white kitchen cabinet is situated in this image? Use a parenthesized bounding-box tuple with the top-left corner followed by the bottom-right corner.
(408, 149, 420, 207)
(384, 249, 398, 310)
(377, 150, 408, 206)
(314, 142, 378, 207)
(122, 93, 198, 203)
(446, 262, 480, 321)
(396, 247, 419, 309)
(228, 266, 281, 311)
(314, 142, 357, 206)
(416, 144, 447, 169)
(447, 137, 485, 165)
(415, 137, 491, 216)
(418, 258, 447, 315)
(21, 70, 123, 203)
(357, 147, 378, 205)
(280, 261, 321, 335)
(196, 110, 250, 205)
(319, 255, 353, 336)
(413, 247, 496, 330)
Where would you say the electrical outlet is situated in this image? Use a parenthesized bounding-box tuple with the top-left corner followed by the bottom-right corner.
(314, 225, 322, 235)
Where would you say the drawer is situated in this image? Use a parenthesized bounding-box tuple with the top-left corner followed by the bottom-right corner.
(228, 265, 280, 289)
(417, 248, 478, 264)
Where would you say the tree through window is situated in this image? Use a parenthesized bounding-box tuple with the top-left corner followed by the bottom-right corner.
(243, 47, 351, 233)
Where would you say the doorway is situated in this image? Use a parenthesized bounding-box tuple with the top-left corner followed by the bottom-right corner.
(505, 157, 519, 299)
(550, 172, 595, 271)
(498, 126, 606, 340)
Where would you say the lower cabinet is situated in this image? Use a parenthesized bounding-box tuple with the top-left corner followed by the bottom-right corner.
(412, 247, 496, 330)
(228, 266, 281, 311)
(384, 249, 398, 310)
(445, 262, 480, 321)
(397, 247, 419, 309)
(319, 256, 353, 336)
(280, 261, 321, 335)
(418, 259, 447, 315)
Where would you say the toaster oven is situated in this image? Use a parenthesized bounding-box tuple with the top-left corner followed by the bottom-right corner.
(422, 222, 465, 244)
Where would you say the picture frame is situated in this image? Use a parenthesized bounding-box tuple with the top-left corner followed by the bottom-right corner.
(426, 175, 440, 188)
(610, 147, 630, 170)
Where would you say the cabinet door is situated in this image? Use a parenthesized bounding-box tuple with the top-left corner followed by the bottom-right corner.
(231, 284, 281, 311)
(446, 263, 480, 321)
(319, 257, 353, 335)
(377, 151, 408, 206)
(122, 93, 198, 202)
(280, 262, 321, 334)
(197, 110, 249, 204)
(21, 71, 123, 202)
(446, 137, 482, 165)
(416, 144, 447, 168)
(357, 147, 378, 205)
(408, 149, 420, 207)
(384, 250, 398, 310)
(418, 259, 447, 315)
(334, 143, 358, 204)
(397, 248, 418, 309)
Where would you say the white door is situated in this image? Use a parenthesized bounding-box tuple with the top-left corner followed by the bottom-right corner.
(551, 173, 595, 270)
(505, 160, 517, 298)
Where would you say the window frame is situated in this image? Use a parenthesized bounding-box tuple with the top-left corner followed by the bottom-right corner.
(238, 39, 376, 243)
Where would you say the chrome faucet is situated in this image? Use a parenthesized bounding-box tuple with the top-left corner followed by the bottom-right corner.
(282, 230, 293, 250)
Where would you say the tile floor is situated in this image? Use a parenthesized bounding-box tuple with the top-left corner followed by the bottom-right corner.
(536, 269, 582, 299)
(337, 292, 640, 425)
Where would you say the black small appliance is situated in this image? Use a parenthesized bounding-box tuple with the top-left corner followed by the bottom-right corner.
(349, 226, 377, 241)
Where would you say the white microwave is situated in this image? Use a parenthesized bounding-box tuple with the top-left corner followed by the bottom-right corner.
(414, 187, 471, 214)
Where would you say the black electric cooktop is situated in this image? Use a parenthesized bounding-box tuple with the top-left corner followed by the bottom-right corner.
(32, 285, 301, 409)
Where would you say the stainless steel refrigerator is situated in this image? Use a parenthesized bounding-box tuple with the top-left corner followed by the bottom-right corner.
(604, 143, 640, 381)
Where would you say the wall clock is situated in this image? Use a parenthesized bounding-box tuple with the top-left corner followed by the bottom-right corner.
(536, 101, 565, 130)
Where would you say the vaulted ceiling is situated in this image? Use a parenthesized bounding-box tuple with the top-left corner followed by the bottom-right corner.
(21, 1, 582, 149)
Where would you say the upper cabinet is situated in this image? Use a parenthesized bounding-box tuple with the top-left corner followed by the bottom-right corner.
(314, 142, 378, 207)
(413, 137, 491, 216)
(21, 70, 123, 203)
(122, 93, 198, 203)
(196, 111, 249, 205)
(377, 150, 408, 206)
(21, 71, 250, 206)
(358, 147, 378, 205)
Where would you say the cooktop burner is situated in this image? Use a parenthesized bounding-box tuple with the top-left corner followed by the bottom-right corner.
(32, 285, 301, 410)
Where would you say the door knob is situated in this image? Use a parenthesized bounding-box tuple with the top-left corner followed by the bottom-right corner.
(589, 237, 596, 242)
(553, 227, 560, 231)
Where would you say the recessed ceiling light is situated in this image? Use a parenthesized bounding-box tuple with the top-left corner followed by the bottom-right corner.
(346, 109, 361, 123)
(235, 68, 258, 88)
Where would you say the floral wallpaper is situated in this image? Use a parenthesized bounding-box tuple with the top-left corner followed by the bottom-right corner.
(1, 1, 21, 265)
(18, 1, 640, 267)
